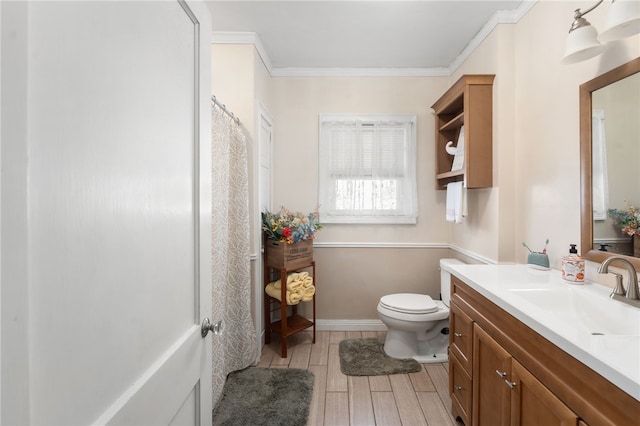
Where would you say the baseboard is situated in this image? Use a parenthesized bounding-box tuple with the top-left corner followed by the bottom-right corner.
(257, 320, 386, 354)
(315, 319, 387, 331)
(258, 319, 386, 342)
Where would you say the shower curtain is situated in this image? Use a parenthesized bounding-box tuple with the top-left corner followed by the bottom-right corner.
(210, 105, 258, 406)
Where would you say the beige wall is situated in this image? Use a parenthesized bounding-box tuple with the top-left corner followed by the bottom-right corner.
(211, 1, 640, 322)
(299, 247, 452, 320)
(446, 1, 639, 271)
(449, 24, 517, 263)
(211, 44, 254, 137)
(211, 44, 276, 325)
(510, 1, 638, 271)
(269, 76, 457, 319)
(270, 76, 450, 244)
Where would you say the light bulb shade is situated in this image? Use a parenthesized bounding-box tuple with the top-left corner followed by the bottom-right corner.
(562, 24, 606, 64)
(599, 0, 640, 43)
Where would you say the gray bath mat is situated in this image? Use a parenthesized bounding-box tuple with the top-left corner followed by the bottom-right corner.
(213, 367, 314, 426)
(339, 338, 422, 376)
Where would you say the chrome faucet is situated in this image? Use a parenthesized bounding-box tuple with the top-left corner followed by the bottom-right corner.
(597, 256, 640, 308)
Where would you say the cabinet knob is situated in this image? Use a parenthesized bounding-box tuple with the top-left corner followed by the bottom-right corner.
(505, 380, 516, 389)
(454, 385, 463, 391)
(454, 332, 463, 337)
(495, 370, 507, 378)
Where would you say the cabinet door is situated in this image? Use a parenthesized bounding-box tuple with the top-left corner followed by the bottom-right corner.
(451, 301, 474, 374)
(511, 360, 579, 426)
(473, 325, 512, 426)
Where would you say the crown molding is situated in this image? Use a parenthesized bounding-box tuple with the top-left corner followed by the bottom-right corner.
(211, 31, 273, 72)
(448, 0, 537, 74)
(270, 67, 451, 77)
(211, 1, 537, 77)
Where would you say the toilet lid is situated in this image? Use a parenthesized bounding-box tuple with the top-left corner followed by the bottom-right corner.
(379, 293, 439, 314)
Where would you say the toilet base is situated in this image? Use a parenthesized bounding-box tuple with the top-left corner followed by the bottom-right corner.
(382, 320, 449, 364)
(412, 352, 448, 364)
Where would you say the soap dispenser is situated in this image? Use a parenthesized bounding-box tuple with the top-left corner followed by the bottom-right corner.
(562, 244, 585, 283)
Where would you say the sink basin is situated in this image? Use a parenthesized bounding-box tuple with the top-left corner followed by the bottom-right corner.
(507, 286, 639, 337)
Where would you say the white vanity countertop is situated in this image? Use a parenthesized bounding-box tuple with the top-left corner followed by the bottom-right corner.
(441, 263, 640, 401)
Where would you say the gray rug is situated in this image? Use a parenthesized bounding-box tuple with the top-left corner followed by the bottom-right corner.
(339, 338, 422, 376)
(212, 367, 314, 426)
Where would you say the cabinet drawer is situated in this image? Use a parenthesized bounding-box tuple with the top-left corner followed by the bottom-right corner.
(450, 351, 472, 426)
(450, 300, 474, 374)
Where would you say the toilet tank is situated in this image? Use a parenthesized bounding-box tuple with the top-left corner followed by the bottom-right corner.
(439, 258, 465, 307)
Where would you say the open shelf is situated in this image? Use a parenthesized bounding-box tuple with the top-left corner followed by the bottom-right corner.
(268, 314, 314, 337)
(263, 251, 316, 358)
(440, 112, 464, 132)
(432, 74, 495, 189)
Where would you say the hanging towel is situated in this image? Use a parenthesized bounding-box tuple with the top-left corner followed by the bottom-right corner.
(461, 186, 468, 220)
(446, 181, 466, 223)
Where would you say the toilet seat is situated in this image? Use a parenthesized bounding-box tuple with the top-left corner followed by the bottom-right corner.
(377, 294, 450, 323)
(379, 293, 439, 314)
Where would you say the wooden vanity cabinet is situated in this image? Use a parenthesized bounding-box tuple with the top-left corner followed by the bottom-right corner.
(449, 275, 640, 426)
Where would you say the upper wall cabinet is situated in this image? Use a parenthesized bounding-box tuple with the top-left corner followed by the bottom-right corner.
(431, 74, 495, 189)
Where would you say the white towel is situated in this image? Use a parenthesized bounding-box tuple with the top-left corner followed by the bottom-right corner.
(446, 181, 466, 223)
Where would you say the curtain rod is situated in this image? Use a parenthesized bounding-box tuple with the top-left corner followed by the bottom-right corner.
(210, 95, 240, 125)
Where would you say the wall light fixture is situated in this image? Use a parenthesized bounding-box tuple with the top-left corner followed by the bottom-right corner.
(562, 0, 640, 64)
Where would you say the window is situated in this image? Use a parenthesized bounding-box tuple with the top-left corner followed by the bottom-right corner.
(319, 114, 417, 224)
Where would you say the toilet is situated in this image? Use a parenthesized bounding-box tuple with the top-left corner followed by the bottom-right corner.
(376, 258, 464, 363)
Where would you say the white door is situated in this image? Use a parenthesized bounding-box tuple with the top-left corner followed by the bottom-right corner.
(256, 102, 274, 343)
(0, 1, 213, 425)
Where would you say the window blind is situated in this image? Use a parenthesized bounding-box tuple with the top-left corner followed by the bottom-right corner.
(319, 114, 417, 224)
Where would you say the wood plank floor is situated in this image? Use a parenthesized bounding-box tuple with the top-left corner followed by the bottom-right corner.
(257, 330, 465, 426)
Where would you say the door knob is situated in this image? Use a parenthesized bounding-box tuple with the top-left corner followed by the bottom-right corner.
(201, 318, 223, 337)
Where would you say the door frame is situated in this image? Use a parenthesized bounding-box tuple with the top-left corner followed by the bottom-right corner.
(254, 100, 274, 350)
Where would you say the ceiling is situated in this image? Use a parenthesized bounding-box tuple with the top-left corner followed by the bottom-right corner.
(205, 0, 531, 75)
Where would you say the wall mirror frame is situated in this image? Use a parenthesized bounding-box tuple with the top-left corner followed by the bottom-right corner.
(580, 57, 640, 269)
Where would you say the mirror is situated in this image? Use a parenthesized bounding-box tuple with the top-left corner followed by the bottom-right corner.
(580, 57, 640, 268)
